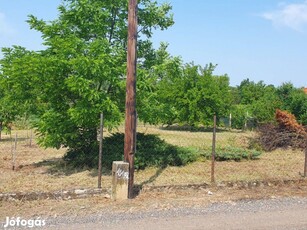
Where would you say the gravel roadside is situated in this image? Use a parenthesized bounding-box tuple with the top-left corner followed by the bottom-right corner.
(1, 181, 307, 229)
(29, 197, 307, 230)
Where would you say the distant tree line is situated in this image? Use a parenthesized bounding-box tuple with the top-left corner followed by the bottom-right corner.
(138, 47, 307, 129)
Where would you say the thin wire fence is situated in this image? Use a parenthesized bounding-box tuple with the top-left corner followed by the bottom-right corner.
(0, 120, 306, 194)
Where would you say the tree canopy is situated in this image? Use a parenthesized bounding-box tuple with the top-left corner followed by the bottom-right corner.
(0, 0, 174, 151)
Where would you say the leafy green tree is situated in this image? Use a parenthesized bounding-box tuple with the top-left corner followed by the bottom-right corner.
(143, 60, 232, 126)
(232, 79, 281, 127)
(1, 0, 174, 155)
(250, 84, 281, 124)
(277, 83, 307, 125)
(237, 79, 267, 104)
(0, 91, 18, 140)
(0, 46, 38, 139)
(137, 43, 182, 125)
(276, 82, 295, 108)
(176, 63, 231, 126)
(0, 94, 16, 140)
(230, 104, 249, 129)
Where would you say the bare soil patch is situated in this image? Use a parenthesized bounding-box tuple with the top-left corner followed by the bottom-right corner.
(0, 179, 307, 219)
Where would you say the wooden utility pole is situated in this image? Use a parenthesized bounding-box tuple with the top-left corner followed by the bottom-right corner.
(124, 0, 138, 199)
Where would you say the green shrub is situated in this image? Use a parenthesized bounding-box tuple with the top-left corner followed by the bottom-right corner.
(64, 132, 200, 170)
(203, 146, 262, 161)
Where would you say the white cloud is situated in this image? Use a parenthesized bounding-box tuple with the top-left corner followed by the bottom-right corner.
(261, 1, 307, 31)
(0, 12, 16, 37)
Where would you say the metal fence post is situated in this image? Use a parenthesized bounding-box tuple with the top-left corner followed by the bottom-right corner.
(211, 114, 217, 183)
(304, 145, 307, 177)
(12, 133, 17, 171)
(98, 113, 104, 188)
(29, 129, 33, 147)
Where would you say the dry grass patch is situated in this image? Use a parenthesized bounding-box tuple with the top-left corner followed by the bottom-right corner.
(0, 128, 305, 194)
(137, 125, 254, 149)
(0, 131, 106, 193)
(134, 149, 304, 186)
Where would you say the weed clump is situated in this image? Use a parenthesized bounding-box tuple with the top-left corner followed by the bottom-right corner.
(203, 146, 262, 161)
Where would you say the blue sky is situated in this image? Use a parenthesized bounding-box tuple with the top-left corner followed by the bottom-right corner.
(1, 0, 307, 87)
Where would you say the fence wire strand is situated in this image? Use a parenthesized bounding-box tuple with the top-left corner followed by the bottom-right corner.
(0, 122, 305, 194)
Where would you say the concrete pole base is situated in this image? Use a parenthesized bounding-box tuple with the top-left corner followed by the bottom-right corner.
(111, 161, 129, 200)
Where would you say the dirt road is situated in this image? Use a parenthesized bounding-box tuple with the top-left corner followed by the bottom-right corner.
(44, 197, 307, 230)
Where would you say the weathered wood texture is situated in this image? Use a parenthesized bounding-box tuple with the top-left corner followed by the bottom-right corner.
(124, 0, 138, 199)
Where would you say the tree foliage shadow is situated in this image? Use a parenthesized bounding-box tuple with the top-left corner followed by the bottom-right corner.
(64, 132, 200, 172)
(31, 158, 106, 176)
(29, 133, 200, 179)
